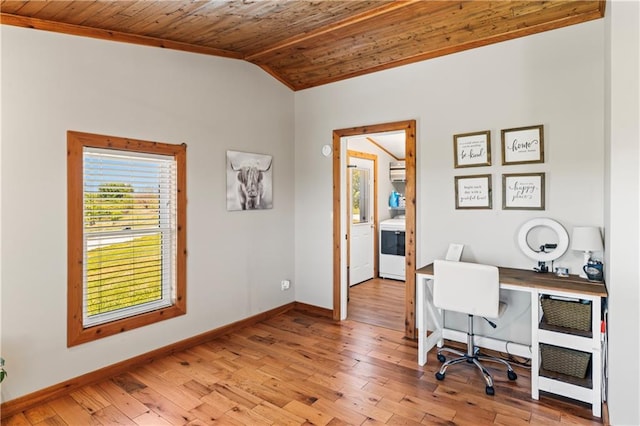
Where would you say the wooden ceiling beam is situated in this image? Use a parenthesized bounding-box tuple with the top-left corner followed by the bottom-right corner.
(243, 0, 420, 62)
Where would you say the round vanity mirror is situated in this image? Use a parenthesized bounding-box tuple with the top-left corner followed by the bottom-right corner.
(517, 218, 569, 262)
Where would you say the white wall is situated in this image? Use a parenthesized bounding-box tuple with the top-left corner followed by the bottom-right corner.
(0, 26, 295, 401)
(295, 20, 605, 308)
(605, 1, 640, 424)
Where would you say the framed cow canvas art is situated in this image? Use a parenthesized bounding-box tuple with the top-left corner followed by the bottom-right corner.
(226, 150, 273, 211)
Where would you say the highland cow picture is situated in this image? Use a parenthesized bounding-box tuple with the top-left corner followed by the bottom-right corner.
(226, 150, 273, 211)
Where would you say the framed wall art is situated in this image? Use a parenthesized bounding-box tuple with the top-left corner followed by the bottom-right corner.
(453, 130, 491, 168)
(502, 172, 545, 210)
(501, 124, 544, 165)
(455, 174, 492, 209)
(226, 150, 273, 211)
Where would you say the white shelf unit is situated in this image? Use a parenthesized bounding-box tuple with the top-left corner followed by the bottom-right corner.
(530, 288, 606, 418)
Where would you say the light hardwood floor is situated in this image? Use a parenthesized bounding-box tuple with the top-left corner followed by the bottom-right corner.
(4, 303, 604, 425)
(347, 278, 405, 332)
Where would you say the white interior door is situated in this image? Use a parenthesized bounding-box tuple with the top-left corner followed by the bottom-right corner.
(349, 157, 374, 286)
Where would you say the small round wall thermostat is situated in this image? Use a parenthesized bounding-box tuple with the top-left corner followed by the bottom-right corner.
(321, 144, 332, 157)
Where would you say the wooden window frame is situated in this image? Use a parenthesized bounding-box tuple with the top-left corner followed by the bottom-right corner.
(67, 131, 187, 347)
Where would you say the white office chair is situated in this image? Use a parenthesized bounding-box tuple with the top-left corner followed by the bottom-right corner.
(433, 259, 517, 395)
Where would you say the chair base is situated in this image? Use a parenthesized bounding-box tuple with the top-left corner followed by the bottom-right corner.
(434, 315, 517, 395)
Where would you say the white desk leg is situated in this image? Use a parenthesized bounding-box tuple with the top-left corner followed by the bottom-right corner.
(417, 276, 444, 366)
(531, 290, 540, 400)
(425, 280, 444, 350)
(417, 276, 427, 366)
(591, 296, 602, 418)
(592, 349, 602, 417)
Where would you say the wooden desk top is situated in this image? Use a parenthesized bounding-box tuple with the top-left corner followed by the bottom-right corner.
(416, 263, 607, 297)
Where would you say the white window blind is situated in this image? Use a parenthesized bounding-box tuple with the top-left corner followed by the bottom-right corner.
(83, 147, 177, 327)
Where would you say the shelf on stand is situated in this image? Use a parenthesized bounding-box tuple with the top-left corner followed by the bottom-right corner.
(539, 366, 593, 389)
(539, 316, 592, 338)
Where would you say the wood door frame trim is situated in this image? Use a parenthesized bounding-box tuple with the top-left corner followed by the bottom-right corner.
(332, 120, 417, 339)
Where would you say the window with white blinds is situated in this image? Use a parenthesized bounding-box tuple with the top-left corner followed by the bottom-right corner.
(67, 131, 186, 347)
(83, 147, 177, 327)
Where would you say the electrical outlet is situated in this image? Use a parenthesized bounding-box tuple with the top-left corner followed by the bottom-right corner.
(280, 280, 291, 291)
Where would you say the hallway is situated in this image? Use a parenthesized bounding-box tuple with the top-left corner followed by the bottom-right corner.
(347, 277, 405, 331)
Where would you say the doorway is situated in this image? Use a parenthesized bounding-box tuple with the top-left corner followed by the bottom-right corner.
(332, 120, 417, 339)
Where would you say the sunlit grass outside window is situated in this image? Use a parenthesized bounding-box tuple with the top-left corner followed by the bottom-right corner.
(86, 234, 162, 316)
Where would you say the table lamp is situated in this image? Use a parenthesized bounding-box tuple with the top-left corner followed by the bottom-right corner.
(571, 226, 603, 278)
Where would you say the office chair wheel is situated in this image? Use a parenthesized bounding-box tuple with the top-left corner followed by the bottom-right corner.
(435, 372, 445, 381)
(437, 354, 446, 363)
(508, 370, 517, 381)
(485, 385, 495, 396)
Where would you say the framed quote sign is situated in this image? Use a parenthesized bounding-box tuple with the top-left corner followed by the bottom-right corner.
(453, 130, 491, 168)
(502, 172, 545, 210)
(501, 125, 544, 165)
(455, 174, 492, 209)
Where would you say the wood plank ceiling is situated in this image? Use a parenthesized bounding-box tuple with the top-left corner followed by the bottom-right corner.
(0, 1, 605, 91)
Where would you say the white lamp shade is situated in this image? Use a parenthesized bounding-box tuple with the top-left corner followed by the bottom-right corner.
(571, 226, 603, 252)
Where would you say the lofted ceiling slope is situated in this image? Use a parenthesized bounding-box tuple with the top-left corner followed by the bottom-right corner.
(0, 1, 605, 91)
